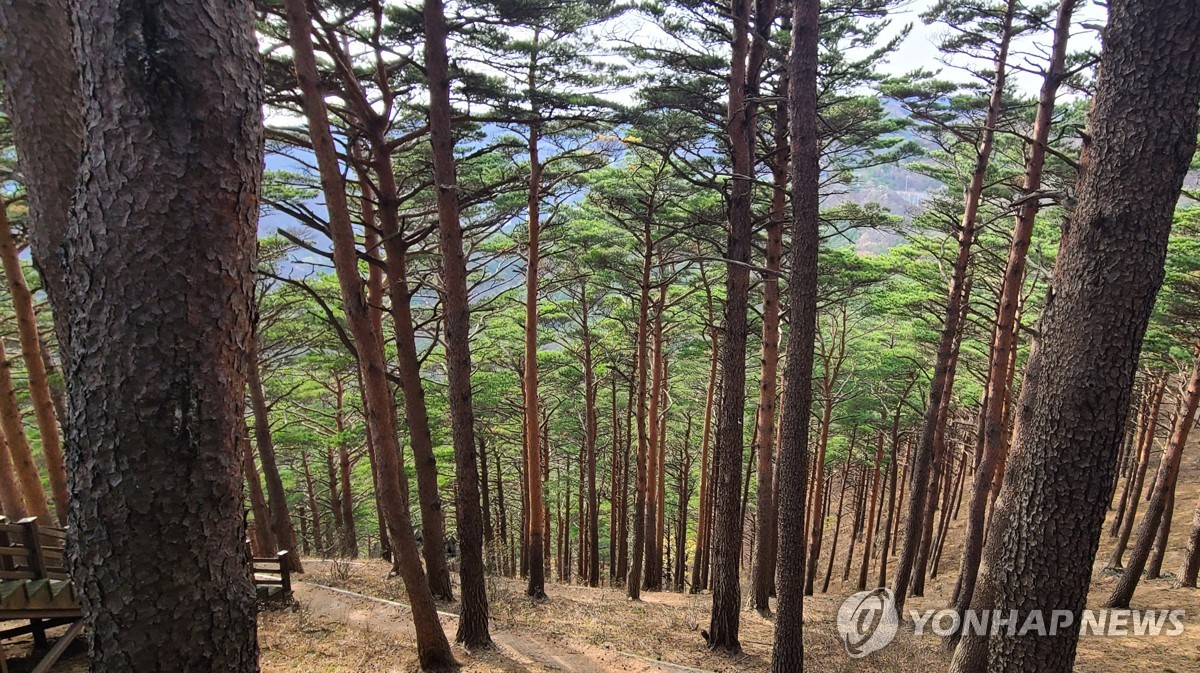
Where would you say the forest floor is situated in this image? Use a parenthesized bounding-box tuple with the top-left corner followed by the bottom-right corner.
(8, 458, 1200, 672)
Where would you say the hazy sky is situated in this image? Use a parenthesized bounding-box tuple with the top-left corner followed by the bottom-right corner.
(605, 0, 1107, 99)
(879, 0, 1106, 93)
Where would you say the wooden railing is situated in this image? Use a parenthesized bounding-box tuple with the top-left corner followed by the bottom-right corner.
(250, 550, 292, 598)
(0, 518, 69, 583)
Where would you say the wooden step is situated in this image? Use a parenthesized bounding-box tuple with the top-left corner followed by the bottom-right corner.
(0, 580, 25, 606)
(23, 579, 50, 605)
(47, 580, 75, 608)
(256, 585, 286, 600)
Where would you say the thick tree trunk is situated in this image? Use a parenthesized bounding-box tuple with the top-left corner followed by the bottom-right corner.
(62, 0, 264, 668)
(894, 0, 1016, 612)
(949, 2, 1200, 668)
(1106, 356, 1200, 607)
(771, 0, 820, 667)
(707, 0, 755, 648)
(423, 0, 491, 646)
(0, 0, 80, 346)
(287, 0, 456, 665)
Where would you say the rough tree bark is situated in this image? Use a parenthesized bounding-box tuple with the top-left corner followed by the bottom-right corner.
(708, 0, 755, 649)
(949, 2, 1200, 669)
(422, 0, 491, 646)
(62, 0, 264, 668)
(0, 0, 80, 346)
(771, 0, 820, 667)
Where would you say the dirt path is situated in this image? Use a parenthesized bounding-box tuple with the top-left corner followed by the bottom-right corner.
(297, 582, 712, 673)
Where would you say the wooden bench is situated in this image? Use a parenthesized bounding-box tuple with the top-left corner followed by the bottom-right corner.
(251, 550, 292, 601)
(0, 517, 82, 673)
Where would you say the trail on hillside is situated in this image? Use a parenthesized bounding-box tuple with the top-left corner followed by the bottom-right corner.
(296, 582, 712, 673)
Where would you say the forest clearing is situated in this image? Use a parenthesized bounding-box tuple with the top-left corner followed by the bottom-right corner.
(1, 0, 1200, 672)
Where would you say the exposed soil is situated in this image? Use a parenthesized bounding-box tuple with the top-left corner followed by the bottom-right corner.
(9, 455, 1200, 672)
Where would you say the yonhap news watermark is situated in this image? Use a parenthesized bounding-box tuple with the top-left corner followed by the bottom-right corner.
(836, 588, 1187, 658)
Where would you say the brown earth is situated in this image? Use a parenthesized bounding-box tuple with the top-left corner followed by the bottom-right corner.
(7, 453, 1200, 672)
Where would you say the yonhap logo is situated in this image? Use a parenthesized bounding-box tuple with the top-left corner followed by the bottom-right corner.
(837, 588, 899, 658)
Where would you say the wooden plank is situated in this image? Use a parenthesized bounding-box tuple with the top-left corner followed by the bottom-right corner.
(0, 571, 35, 581)
(0, 618, 76, 639)
(19, 520, 47, 579)
(278, 551, 291, 593)
(30, 619, 83, 673)
(0, 609, 82, 620)
(0, 548, 30, 558)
